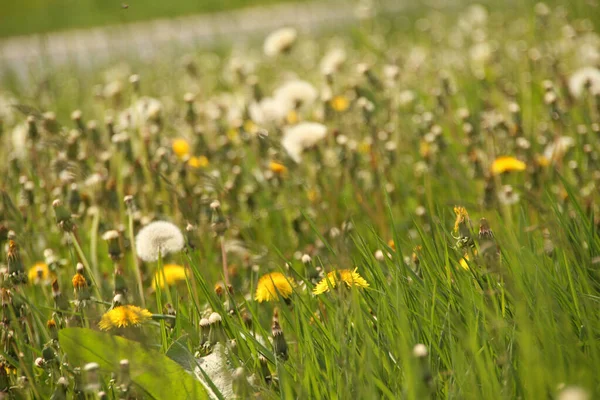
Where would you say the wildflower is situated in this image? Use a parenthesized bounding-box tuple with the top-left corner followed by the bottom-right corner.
(330, 95, 350, 112)
(269, 161, 288, 175)
(313, 268, 369, 294)
(28, 262, 50, 284)
(98, 305, 152, 330)
(491, 156, 526, 175)
(320, 48, 346, 75)
(188, 155, 209, 168)
(263, 27, 297, 57)
(72, 273, 88, 290)
(102, 230, 122, 261)
(282, 122, 327, 163)
(568, 67, 600, 99)
(248, 97, 287, 126)
(172, 139, 191, 158)
(498, 185, 520, 205)
(271, 309, 288, 360)
(459, 253, 470, 270)
(255, 272, 295, 303)
(151, 264, 189, 289)
(274, 80, 317, 111)
(453, 206, 471, 234)
(135, 221, 185, 262)
(413, 344, 428, 358)
(7, 238, 27, 284)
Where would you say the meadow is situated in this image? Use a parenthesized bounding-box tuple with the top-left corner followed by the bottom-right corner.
(0, 0, 600, 399)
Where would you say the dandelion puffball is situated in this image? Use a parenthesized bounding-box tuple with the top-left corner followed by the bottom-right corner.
(568, 67, 600, 99)
(263, 27, 297, 57)
(282, 122, 327, 163)
(135, 221, 185, 262)
(274, 80, 318, 111)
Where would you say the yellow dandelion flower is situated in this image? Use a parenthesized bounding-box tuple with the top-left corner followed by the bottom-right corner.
(313, 268, 369, 295)
(453, 206, 470, 234)
(307, 188, 318, 203)
(269, 161, 288, 175)
(151, 264, 189, 290)
(535, 154, 550, 167)
(419, 140, 430, 158)
(330, 95, 349, 112)
(491, 156, 526, 175)
(387, 240, 396, 251)
(227, 128, 240, 142)
(98, 305, 153, 331)
(188, 155, 209, 169)
(28, 262, 50, 284)
(255, 272, 295, 303)
(358, 141, 371, 154)
(243, 120, 258, 134)
(172, 139, 191, 158)
(286, 110, 299, 125)
(459, 253, 470, 270)
(72, 273, 87, 290)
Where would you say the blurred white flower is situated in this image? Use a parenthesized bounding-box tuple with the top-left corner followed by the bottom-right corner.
(282, 122, 327, 163)
(264, 27, 297, 57)
(568, 67, 600, 99)
(118, 97, 162, 131)
(497, 185, 520, 206)
(248, 97, 287, 126)
(103, 80, 123, 100)
(558, 386, 590, 400)
(11, 123, 28, 159)
(135, 220, 185, 262)
(544, 136, 575, 162)
(274, 80, 318, 111)
(320, 48, 346, 75)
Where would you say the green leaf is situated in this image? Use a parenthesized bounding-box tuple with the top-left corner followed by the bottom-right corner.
(59, 328, 208, 400)
(166, 334, 195, 373)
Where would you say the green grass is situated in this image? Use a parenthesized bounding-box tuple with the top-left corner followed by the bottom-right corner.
(0, 0, 600, 398)
(0, 0, 301, 38)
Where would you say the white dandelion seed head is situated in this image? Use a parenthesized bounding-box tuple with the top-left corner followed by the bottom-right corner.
(263, 27, 298, 57)
(544, 136, 575, 162)
(274, 80, 318, 111)
(135, 220, 185, 262)
(558, 386, 590, 400)
(11, 123, 28, 160)
(320, 48, 347, 75)
(374, 250, 385, 261)
(102, 230, 120, 241)
(301, 254, 312, 264)
(497, 185, 520, 206)
(413, 343, 428, 358)
(209, 312, 222, 324)
(200, 318, 210, 327)
(103, 80, 123, 99)
(281, 122, 327, 163)
(248, 97, 287, 126)
(568, 67, 600, 99)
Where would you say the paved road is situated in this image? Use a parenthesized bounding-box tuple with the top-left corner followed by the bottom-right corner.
(0, 1, 407, 70)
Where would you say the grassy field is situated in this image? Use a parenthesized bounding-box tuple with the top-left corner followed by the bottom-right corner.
(0, 0, 301, 38)
(1, 0, 600, 399)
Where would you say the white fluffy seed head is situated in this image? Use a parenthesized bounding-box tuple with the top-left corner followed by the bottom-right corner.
(301, 254, 312, 264)
(200, 318, 210, 327)
(568, 67, 600, 99)
(413, 343, 428, 358)
(135, 221, 185, 262)
(209, 312, 222, 324)
(102, 230, 119, 241)
(263, 27, 298, 57)
(282, 122, 327, 163)
(274, 80, 317, 111)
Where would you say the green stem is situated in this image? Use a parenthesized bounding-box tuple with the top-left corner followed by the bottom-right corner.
(70, 232, 101, 299)
(127, 211, 146, 308)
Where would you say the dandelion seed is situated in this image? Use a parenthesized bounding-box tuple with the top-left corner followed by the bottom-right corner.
(313, 268, 369, 294)
(151, 264, 189, 289)
(135, 221, 185, 262)
(282, 122, 327, 163)
(255, 272, 295, 303)
(491, 156, 526, 175)
(263, 27, 297, 57)
(98, 305, 152, 330)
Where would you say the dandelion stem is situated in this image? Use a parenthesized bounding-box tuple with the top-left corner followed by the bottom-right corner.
(69, 232, 101, 299)
(220, 236, 230, 287)
(90, 207, 100, 278)
(127, 211, 146, 308)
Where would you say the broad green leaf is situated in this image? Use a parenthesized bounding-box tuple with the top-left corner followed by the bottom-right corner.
(59, 328, 208, 400)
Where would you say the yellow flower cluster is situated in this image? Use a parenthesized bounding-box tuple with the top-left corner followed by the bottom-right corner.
(313, 268, 369, 295)
(99, 305, 152, 331)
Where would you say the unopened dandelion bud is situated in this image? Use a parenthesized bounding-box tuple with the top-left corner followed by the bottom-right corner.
(210, 201, 228, 236)
(208, 312, 226, 345)
(301, 254, 312, 264)
(259, 354, 272, 384)
(272, 317, 288, 361)
(34, 357, 44, 368)
(232, 367, 251, 398)
(7, 239, 26, 284)
(119, 359, 130, 387)
(27, 115, 38, 141)
(199, 318, 210, 345)
(413, 343, 428, 358)
(98, 391, 108, 400)
(102, 230, 122, 260)
(67, 183, 81, 213)
(104, 116, 115, 139)
(52, 279, 69, 312)
(129, 74, 140, 92)
(84, 362, 100, 392)
(42, 345, 56, 362)
(42, 111, 58, 134)
(52, 199, 73, 232)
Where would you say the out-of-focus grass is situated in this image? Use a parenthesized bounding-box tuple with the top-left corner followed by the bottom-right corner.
(0, 0, 301, 38)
